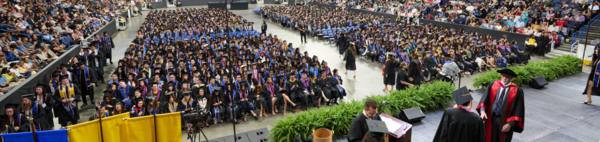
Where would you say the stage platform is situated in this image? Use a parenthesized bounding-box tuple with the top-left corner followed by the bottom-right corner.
(406, 72, 598, 142)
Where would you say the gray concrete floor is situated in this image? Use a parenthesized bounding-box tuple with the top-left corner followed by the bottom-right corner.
(60, 4, 599, 142)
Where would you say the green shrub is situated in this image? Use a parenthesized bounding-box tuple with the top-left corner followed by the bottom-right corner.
(268, 81, 455, 141)
(472, 55, 582, 89)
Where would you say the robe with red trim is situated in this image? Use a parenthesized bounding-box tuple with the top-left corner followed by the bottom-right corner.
(476, 81, 525, 142)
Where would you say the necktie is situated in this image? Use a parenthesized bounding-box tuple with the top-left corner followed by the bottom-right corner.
(494, 87, 507, 115)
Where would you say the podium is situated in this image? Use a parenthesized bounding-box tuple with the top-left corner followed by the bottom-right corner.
(380, 113, 412, 142)
(230, 1, 248, 10)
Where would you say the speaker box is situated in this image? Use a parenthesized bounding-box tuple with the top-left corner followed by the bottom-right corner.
(399, 107, 425, 123)
(224, 134, 250, 142)
(202, 137, 225, 142)
(246, 128, 269, 142)
(529, 76, 548, 89)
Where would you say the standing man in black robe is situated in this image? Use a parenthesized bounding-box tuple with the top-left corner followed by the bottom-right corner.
(348, 99, 381, 142)
(299, 19, 307, 43)
(54, 75, 82, 128)
(103, 31, 115, 64)
(77, 62, 98, 107)
(476, 69, 525, 142)
(434, 87, 486, 142)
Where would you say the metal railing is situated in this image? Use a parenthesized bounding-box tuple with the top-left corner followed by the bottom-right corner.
(570, 15, 599, 51)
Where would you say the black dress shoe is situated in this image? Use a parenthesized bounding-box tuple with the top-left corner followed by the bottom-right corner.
(82, 103, 88, 107)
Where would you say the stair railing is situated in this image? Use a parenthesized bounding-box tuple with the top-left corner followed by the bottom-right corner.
(570, 15, 599, 51)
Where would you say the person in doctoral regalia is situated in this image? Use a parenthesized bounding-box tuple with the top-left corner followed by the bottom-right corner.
(476, 69, 525, 142)
(34, 84, 55, 130)
(77, 61, 98, 107)
(54, 75, 82, 128)
(89, 104, 109, 121)
(90, 41, 106, 84)
(347, 99, 381, 142)
(21, 94, 51, 131)
(433, 87, 486, 142)
(2, 104, 29, 133)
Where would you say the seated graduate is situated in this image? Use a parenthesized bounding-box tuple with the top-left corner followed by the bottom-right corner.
(263, 77, 278, 116)
(162, 81, 179, 102)
(195, 86, 211, 128)
(21, 94, 50, 131)
(237, 82, 257, 121)
(331, 69, 345, 100)
(181, 91, 195, 112)
(111, 102, 127, 116)
(252, 80, 268, 117)
(146, 98, 160, 115)
(286, 73, 307, 112)
(433, 87, 486, 142)
(89, 104, 109, 120)
(130, 98, 147, 117)
(101, 91, 117, 113)
(209, 87, 224, 124)
(224, 84, 239, 123)
(2, 104, 29, 133)
(131, 88, 146, 103)
(162, 92, 183, 114)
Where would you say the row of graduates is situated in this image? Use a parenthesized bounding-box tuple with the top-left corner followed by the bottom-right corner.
(138, 8, 256, 46)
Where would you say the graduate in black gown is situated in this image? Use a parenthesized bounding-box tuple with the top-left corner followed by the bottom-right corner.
(582, 47, 599, 104)
(347, 99, 381, 142)
(34, 84, 54, 130)
(2, 104, 29, 133)
(476, 69, 525, 142)
(54, 75, 82, 128)
(383, 54, 398, 92)
(434, 87, 486, 142)
(21, 94, 51, 131)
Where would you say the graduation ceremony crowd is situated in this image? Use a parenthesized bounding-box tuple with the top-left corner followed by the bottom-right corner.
(315, 0, 600, 43)
(0, 0, 144, 134)
(259, 5, 537, 90)
(0, 7, 358, 136)
(0, 0, 134, 97)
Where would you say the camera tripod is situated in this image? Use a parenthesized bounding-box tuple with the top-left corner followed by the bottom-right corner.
(187, 122, 209, 142)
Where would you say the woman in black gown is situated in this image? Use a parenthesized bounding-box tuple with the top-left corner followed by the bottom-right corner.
(344, 44, 357, 78)
(582, 47, 600, 104)
(383, 54, 398, 92)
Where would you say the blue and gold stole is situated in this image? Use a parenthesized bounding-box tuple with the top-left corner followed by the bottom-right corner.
(59, 83, 76, 116)
(78, 67, 91, 90)
(594, 59, 600, 87)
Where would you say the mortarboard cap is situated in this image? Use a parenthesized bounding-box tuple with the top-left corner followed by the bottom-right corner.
(60, 75, 69, 81)
(22, 94, 35, 100)
(366, 119, 390, 139)
(183, 91, 192, 96)
(52, 71, 61, 77)
(4, 103, 19, 109)
(451, 86, 473, 106)
(497, 69, 517, 77)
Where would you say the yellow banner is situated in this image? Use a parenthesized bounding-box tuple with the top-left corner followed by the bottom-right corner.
(101, 113, 130, 142)
(67, 120, 102, 142)
(127, 115, 155, 142)
(156, 112, 182, 142)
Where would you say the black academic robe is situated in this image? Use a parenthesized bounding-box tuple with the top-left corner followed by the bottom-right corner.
(22, 103, 51, 131)
(161, 101, 184, 114)
(476, 81, 525, 142)
(347, 112, 381, 142)
(35, 93, 54, 128)
(77, 66, 98, 94)
(384, 60, 398, 85)
(53, 83, 82, 125)
(2, 114, 29, 133)
(433, 108, 486, 142)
